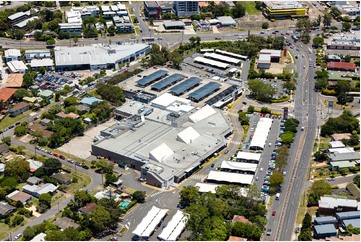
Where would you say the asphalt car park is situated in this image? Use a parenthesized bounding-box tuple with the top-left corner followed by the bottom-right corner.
(34, 71, 83, 92)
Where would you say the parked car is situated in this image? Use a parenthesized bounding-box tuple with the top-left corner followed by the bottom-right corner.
(14, 234, 22, 240)
(211, 163, 215, 168)
(59, 155, 66, 160)
(266, 229, 272, 236)
(272, 210, 276, 216)
(75, 162, 82, 167)
(82, 164, 89, 170)
(53, 153, 59, 157)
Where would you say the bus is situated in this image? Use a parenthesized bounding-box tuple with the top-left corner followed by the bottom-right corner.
(142, 37, 155, 42)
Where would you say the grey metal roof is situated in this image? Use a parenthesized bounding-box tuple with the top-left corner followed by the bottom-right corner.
(328, 152, 360, 161)
(206, 85, 238, 106)
(188, 82, 221, 101)
(342, 219, 360, 228)
(314, 224, 337, 235)
(151, 73, 184, 91)
(136, 70, 168, 87)
(169, 77, 202, 96)
(336, 211, 360, 220)
(163, 21, 185, 28)
(314, 216, 337, 225)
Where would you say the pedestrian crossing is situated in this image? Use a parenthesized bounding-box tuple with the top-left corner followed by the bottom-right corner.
(148, 191, 164, 198)
(189, 174, 208, 181)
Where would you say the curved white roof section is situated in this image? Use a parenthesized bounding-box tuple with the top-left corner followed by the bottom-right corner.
(158, 210, 188, 241)
(189, 105, 217, 123)
(207, 170, 253, 185)
(151, 93, 191, 110)
(177, 127, 200, 144)
(221, 160, 257, 172)
(236, 151, 261, 162)
(149, 143, 174, 162)
(249, 118, 273, 150)
(133, 206, 169, 238)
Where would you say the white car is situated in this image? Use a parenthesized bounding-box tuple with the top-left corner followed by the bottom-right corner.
(14, 234, 22, 240)
(283, 171, 287, 176)
(260, 167, 264, 172)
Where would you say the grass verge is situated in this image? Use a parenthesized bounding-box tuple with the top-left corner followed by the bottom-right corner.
(0, 112, 31, 130)
(242, 2, 260, 15)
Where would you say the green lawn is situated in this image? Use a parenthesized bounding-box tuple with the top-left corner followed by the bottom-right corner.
(134, 27, 141, 35)
(0, 112, 31, 130)
(242, 2, 260, 15)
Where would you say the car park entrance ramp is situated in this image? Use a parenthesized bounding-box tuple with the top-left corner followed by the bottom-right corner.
(133, 206, 169, 239)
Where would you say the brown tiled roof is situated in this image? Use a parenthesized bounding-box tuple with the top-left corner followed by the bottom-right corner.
(327, 62, 356, 70)
(53, 217, 79, 230)
(79, 203, 97, 214)
(0, 143, 9, 153)
(232, 215, 251, 224)
(42, 130, 54, 138)
(0, 88, 17, 102)
(11, 102, 29, 111)
(5, 74, 24, 88)
(29, 124, 46, 132)
(228, 236, 246, 241)
(331, 133, 352, 141)
(7, 190, 32, 203)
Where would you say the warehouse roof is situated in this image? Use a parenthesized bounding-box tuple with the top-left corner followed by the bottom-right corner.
(80, 97, 103, 105)
(30, 58, 54, 68)
(163, 21, 186, 28)
(217, 16, 236, 26)
(330, 161, 357, 169)
(314, 224, 337, 235)
(158, 210, 188, 241)
(249, 118, 273, 150)
(258, 54, 271, 64)
(4, 49, 21, 58)
(236, 151, 261, 161)
(319, 196, 358, 209)
(137, 70, 168, 87)
(336, 211, 360, 221)
(328, 152, 360, 161)
(207, 170, 253, 185)
(133, 206, 169, 237)
(194, 56, 229, 69)
(188, 105, 217, 123)
(342, 219, 360, 228)
(7, 61, 27, 73)
(188, 82, 221, 101)
(329, 147, 355, 154)
(314, 216, 337, 225)
(221, 160, 257, 172)
(260, 49, 282, 58)
(169, 77, 202, 96)
(329, 141, 345, 148)
(195, 183, 220, 193)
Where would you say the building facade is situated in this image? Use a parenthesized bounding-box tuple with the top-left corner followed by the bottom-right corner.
(174, 1, 199, 17)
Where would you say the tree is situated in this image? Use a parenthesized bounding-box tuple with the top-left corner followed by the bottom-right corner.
(284, 118, 300, 133)
(180, 186, 200, 207)
(10, 214, 24, 227)
(247, 105, 255, 113)
(185, 204, 210, 239)
(248, 79, 276, 102)
(301, 213, 312, 230)
(169, 51, 183, 69)
(232, 2, 246, 18)
(107, 25, 115, 36)
(342, 21, 352, 31)
(353, 175, 360, 187)
(64, 96, 78, 107)
(14, 29, 25, 40)
(323, 13, 332, 27)
(1, 177, 18, 191)
(216, 184, 241, 200)
(281, 131, 295, 145)
(238, 112, 249, 125)
(232, 222, 261, 240)
(314, 150, 328, 161)
(23, 226, 37, 241)
(298, 228, 313, 241)
(321, 111, 360, 136)
(43, 158, 62, 176)
(95, 159, 113, 174)
(39, 193, 52, 209)
(89, 206, 112, 235)
(313, 36, 324, 46)
(73, 37, 78, 45)
(296, 18, 312, 43)
(269, 171, 283, 194)
(22, 72, 37, 88)
(105, 173, 117, 184)
(96, 83, 125, 105)
(14, 125, 27, 137)
(2, 136, 11, 145)
(262, 22, 269, 29)
(337, 92, 348, 105)
(4, 157, 30, 182)
(46, 38, 55, 45)
(13, 88, 29, 101)
(346, 224, 360, 235)
(272, 36, 285, 50)
(39, 66, 46, 75)
(132, 191, 146, 203)
(308, 180, 332, 206)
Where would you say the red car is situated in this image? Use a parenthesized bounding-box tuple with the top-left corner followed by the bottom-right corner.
(272, 210, 276, 216)
(53, 153, 59, 157)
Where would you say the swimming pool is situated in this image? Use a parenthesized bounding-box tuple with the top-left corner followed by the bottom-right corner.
(120, 201, 131, 209)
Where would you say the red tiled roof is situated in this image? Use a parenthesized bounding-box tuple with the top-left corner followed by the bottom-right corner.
(5, 74, 24, 88)
(0, 88, 17, 102)
(232, 215, 252, 224)
(228, 236, 246, 241)
(79, 203, 97, 214)
(327, 62, 356, 70)
(331, 133, 352, 141)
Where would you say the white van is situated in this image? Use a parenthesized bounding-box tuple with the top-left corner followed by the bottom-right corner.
(276, 193, 280, 200)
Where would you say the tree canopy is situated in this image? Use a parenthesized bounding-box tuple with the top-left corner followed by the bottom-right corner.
(248, 79, 276, 102)
(307, 180, 332, 206)
(321, 111, 360, 136)
(4, 157, 30, 182)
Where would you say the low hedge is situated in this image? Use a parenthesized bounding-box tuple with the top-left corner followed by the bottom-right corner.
(271, 95, 290, 103)
(321, 88, 336, 96)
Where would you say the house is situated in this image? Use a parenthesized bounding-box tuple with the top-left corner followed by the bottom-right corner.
(0, 87, 17, 109)
(314, 224, 337, 239)
(41, 118, 52, 126)
(78, 203, 97, 215)
(4, 49, 21, 62)
(7, 61, 28, 73)
(328, 152, 360, 163)
(330, 160, 357, 171)
(75, 104, 90, 113)
(327, 55, 342, 62)
(231, 215, 251, 225)
(336, 211, 360, 230)
(6, 190, 33, 205)
(0, 143, 9, 155)
(9, 102, 29, 117)
(23, 96, 42, 103)
(51, 173, 72, 185)
(56, 112, 80, 119)
(318, 196, 358, 216)
(53, 217, 79, 230)
(8, 12, 30, 26)
(27, 159, 43, 173)
(80, 97, 102, 106)
(331, 133, 352, 141)
(24, 49, 51, 60)
(0, 201, 16, 218)
(22, 183, 58, 198)
(5, 74, 23, 88)
(58, 23, 83, 35)
(38, 90, 54, 99)
(28, 124, 53, 138)
(327, 62, 357, 71)
(329, 141, 345, 148)
(26, 176, 42, 185)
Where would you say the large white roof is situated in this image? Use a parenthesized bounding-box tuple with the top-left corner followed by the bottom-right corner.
(221, 160, 257, 172)
(7, 61, 27, 72)
(236, 151, 262, 162)
(151, 93, 191, 109)
(249, 118, 273, 150)
(177, 127, 200, 144)
(319, 196, 358, 209)
(194, 56, 229, 69)
(158, 210, 188, 241)
(189, 105, 217, 123)
(215, 49, 248, 60)
(328, 147, 355, 154)
(204, 52, 240, 64)
(149, 143, 174, 162)
(195, 182, 220, 193)
(329, 141, 345, 148)
(133, 206, 169, 237)
(30, 58, 54, 67)
(207, 170, 253, 185)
